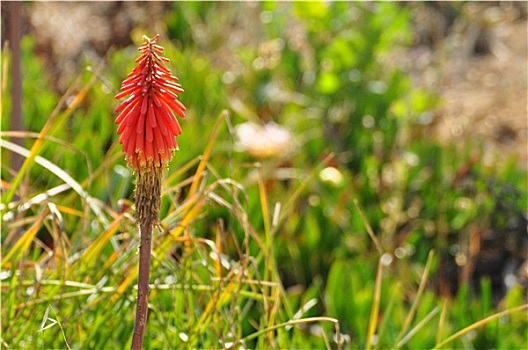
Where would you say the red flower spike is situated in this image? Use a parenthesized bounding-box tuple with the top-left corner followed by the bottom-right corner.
(115, 34, 186, 173)
(118, 35, 188, 350)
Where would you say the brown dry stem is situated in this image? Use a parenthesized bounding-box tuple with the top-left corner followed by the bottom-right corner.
(131, 167, 162, 350)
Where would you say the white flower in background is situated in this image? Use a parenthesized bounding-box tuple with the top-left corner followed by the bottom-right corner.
(319, 166, 344, 187)
(235, 122, 293, 159)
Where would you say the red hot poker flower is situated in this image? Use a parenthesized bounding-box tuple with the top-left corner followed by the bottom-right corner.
(115, 34, 185, 173)
(116, 35, 186, 349)
(115, 34, 185, 227)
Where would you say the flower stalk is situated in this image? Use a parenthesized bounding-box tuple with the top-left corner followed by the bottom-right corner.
(115, 34, 185, 349)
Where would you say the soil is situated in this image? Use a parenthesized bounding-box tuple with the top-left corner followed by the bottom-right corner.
(433, 12, 526, 168)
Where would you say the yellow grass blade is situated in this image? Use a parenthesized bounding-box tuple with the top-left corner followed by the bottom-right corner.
(2, 208, 48, 267)
(436, 299, 448, 345)
(352, 197, 383, 255)
(187, 110, 227, 200)
(1, 42, 9, 117)
(366, 258, 383, 350)
(194, 269, 241, 335)
(75, 214, 125, 268)
(258, 168, 271, 241)
(53, 204, 84, 218)
(109, 271, 137, 305)
(163, 196, 207, 253)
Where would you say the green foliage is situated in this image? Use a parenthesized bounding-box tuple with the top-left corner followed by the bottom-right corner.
(1, 2, 526, 349)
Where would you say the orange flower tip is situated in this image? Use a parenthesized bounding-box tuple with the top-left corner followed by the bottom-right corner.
(142, 34, 157, 44)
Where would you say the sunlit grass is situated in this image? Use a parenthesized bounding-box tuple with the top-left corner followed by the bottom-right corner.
(2, 108, 525, 347)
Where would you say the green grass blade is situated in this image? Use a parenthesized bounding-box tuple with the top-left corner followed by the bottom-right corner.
(433, 304, 528, 349)
(1, 74, 95, 215)
(395, 250, 435, 347)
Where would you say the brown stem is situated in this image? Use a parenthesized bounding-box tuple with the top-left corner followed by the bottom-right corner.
(131, 219, 153, 350)
(7, 1, 24, 171)
(131, 168, 162, 349)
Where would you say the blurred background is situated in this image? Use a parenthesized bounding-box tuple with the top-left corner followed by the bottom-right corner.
(1, 2, 527, 349)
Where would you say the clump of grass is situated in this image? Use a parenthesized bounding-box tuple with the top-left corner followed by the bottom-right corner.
(0, 86, 344, 348)
(2, 100, 526, 348)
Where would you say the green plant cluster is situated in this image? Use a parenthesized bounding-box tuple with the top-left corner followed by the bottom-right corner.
(1, 2, 526, 349)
